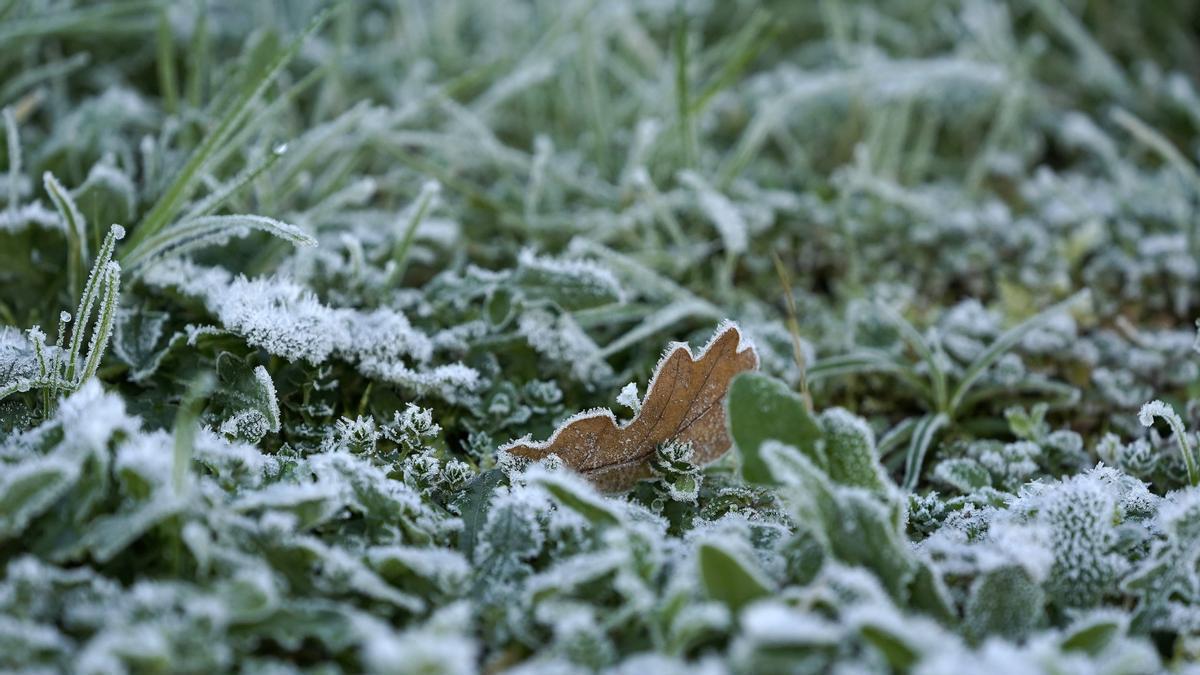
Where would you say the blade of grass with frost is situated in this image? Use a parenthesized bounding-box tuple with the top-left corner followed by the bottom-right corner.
(878, 417, 917, 460)
(567, 238, 719, 309)
(78, 262, 121, 384)
(580, 24, 610, 170)
(0, 53, 90, 107)
(173, 372, 215, 495)
(43, 172, 89, 302)
(1139, 401, 1198, 487)
(389, 181, 441, 286)
(965, 83, 1025, 195)
(28, 326, 49, 414)
(381, 142, 508, 220)
(48, 312, 70, 401)
(4, 107, 17, 215)
(947, 290, 1090, 413)
(806, 349, 932, 405)
(202, 66, 331, 203)
(674, 11, 697, 167)
(123, 9, 328, 255)
(572, 303, 660, 331)
(1111, 107, 1200, 251)
(65, 225, 124, 386)
(678, 171, 749, 257)
(873, 302, 948, 413)
(156, 9, 179, 116)
(0, 0, 157, 42)
(123, 214, 316, 272)
(185, 3, 209, 104)
(1033, 0, 1131, 97)
(690, 9, 774, 118)
(902, 413, 948, 491)
(595, 298, 721, 360)
(181, 143, 288, 221)
(958, 378, 1079, 417)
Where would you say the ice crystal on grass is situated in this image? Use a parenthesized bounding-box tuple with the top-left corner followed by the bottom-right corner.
(142, 259, 478, 398)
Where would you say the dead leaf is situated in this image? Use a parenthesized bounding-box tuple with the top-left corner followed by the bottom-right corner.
(500, 322, 759, 492)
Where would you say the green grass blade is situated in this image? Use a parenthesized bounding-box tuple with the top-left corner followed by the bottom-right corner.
(123, 9, 329, 255)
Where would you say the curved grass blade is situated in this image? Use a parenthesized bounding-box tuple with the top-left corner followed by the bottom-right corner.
(947, 290, 1089, 414)
(123, 9, 329, 255)
(902, 412, 948, 491)
(124, 214, 315, 272)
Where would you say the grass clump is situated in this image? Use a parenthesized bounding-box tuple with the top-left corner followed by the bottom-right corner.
(3, 0, 1200, 672)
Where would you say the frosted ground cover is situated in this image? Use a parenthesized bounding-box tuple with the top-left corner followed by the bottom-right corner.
(2, 0, 1200, 672)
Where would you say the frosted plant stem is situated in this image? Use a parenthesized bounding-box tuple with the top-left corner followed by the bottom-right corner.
(1139, 401, 1199, 487)
(389, 181, 440, 286)
(3, 107, 18, 216)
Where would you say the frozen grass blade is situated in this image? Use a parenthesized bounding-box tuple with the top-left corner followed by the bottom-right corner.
(79, 262, 121, 384)
(124, 214, 316, 272)
(43, 172, 89, 301)
(389, 180, 441, 286)
(64, 225, 124, 384)
(3, 107, 17, 215)
(180, 143, 289, 221)
(1139, 401, 1198, 487)
(873, 302, 948, 413)
(123, 9, 328, 255)
(0, 1, 157, 42)
(902, 412, 948, 491)
(156, 8, 180, 116)
(947, 290, 1090, 414)
(173, 372, 215, 495)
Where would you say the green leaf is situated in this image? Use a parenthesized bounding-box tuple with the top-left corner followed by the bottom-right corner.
(964, 564, 1045, 643)
(859, 624, 919, 671)
(820, 408, 886, 490)
(0, 457, 79, 540)
(211, 352, 279, 443)
(901, 413, 947, 491)
(81, 496, 184, 563)
(761, 441, 916, 600)
(932, 458, 992, 492)
(948, 290, 1090, 413)
(511, 255, 622, 311)
(1060, 614, 1123, 655)
(112, 305, 170, 370)
(534, 472, 622, 526)
(759, 441, 838, 545)
(907, 557, 957, 624)
(827, 490, 916, 600)
(454, 469, 504, 559)
(697, 541, 774, 612)
(727, 372, 824, 484)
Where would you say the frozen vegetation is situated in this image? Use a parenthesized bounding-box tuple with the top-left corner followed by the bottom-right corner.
(2, 0, 1200, 672)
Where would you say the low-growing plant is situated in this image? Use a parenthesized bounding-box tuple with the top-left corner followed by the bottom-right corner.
(3, 0, 1200, 673)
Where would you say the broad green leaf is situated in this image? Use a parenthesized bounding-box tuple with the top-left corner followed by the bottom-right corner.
(908, 557, 957, 624)
(697, 541, 774, 612)
(1060, 614, 1123, 655)
(533, 472, 622, 526)
(827, 490, 916, 600)
(933, 458, 992, 492)
(859, 624, 919, 671)
(0, 457, 79, 539)
(820, 408, 886, 490)
(964, 564, 1045, 643)
(728, 372, 824, 484)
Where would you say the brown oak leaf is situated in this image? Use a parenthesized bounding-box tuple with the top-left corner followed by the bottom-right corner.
(499, 322, 759, 492)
